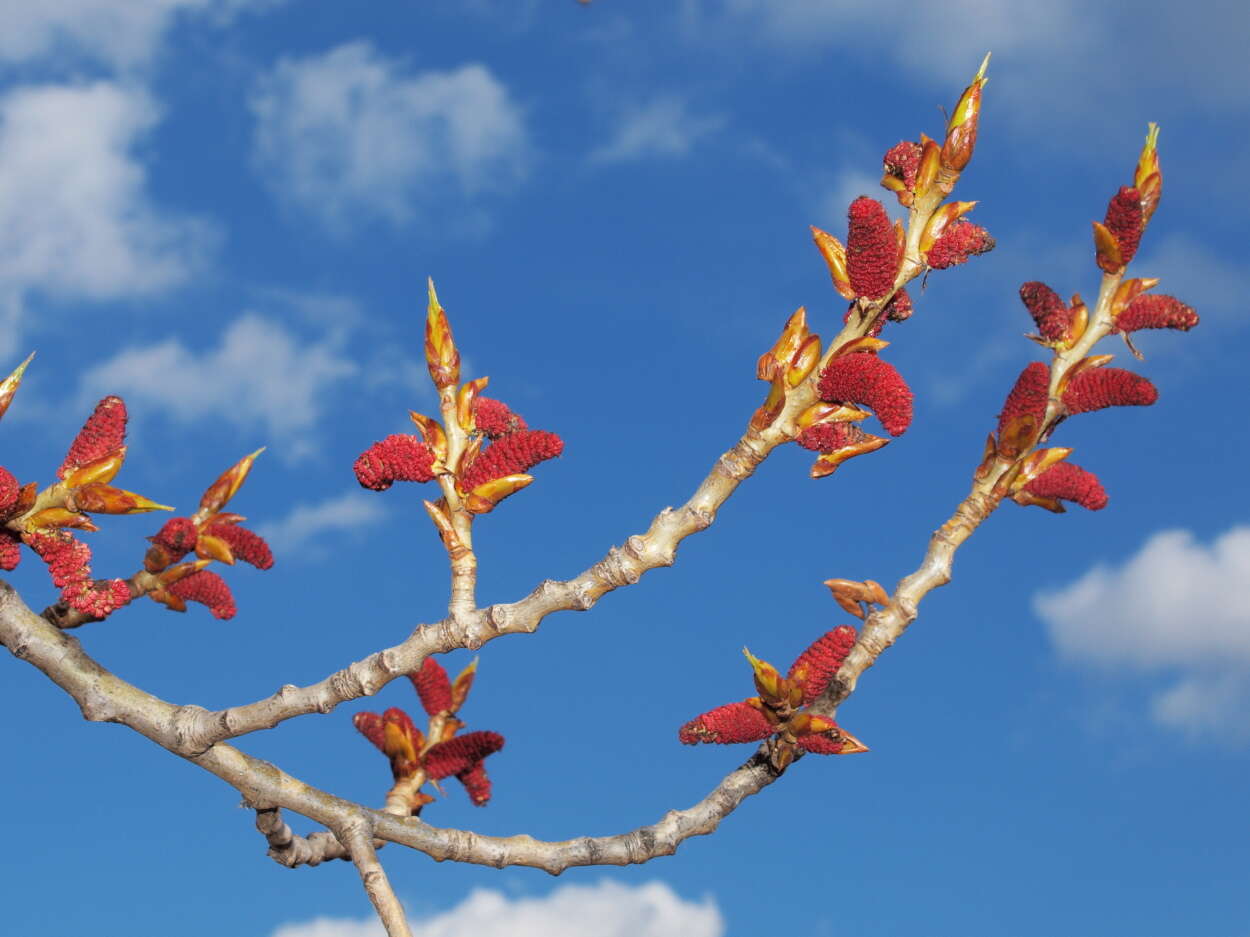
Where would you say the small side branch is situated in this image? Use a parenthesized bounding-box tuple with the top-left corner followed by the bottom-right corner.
(256, 807, 350, 867)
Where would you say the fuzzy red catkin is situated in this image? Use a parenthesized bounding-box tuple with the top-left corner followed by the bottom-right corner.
(925, 221, 995, 270)
(152, 516, 198, 560)
(169, 569, 237, 619)
(353, 711, 387, 751)
(678, 700, 774, 745)
(798, 733, 847, 755)
(1104, 186, 1143, 267)
(789, 625, 858, 704)
(796, 422, 856, 453)
(423, 731, 505, 780)
(62, 579, 131, 618)
(996, 362, 1051, 441)
(456, 760, 492, 806)
(1116, 294, 1199, 333)
(59, 396, 126, 480)
(0, 465, 18, 515)
(25, 531, 92, 588)
(1024, 461, 1108, 510)
(0, 530, 20, 571)
(883, 141, 922, 190)
(1019, 282, 1070, 341)
(473, 397, 527, 439)
(353, 434, 436, 491)
(460, 429, 564, 492)
(1062, 368, 1158, 415)
(410, 657, 453, 716)
(204, 523, 274, 570)
(817, 353, 913, 436)
(846, 197, 899, 299)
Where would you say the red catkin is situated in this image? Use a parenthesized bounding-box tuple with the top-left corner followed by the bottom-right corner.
(996, 362, 1051, 442)
(25, 531, 92, 588)
(59, 396, 126, 480)
(169, 569, 237, 619)
(1104, 186, 1143, 267)
(353, 711, 387, 751)
(354, 435, 435, 491)
(1019, 281, 1071, 341)
(0, 530, 20, 571)
(1062, 368, 1158, 415)
(797, 422, 856, 454)
(204, 523, 274, 570)
(798, 733, 847, 755)
(788, 625, 858, 704)
(423, 731, 505, 781)
(1024, 462, 1108, 511)
(460, 429, 564, 492)
(678, 700, 774, 745)
(456, 760, 492, 806)
(846, 197, 899, 299)
(817, 353, 913, 436)
(1116, 294, 1199, 333)
(410, 657, 453, 716)
(152, 516, 198, 561)
(885, 288, 913, 322)
(473, 397, 527, 439)
(62, 579, 131, 617)
(926, 221, 995, 270)
(882, 141, 922, 190)
(0, 465, 18, 515)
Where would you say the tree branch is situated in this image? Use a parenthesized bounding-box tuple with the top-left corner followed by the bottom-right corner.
(337, 819, 413, 937)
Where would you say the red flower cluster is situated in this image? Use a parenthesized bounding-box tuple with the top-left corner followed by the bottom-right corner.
(882, 141, 922, 192)
(148, 514, 273, 572)
(1103, 186, 1144, 268)
(796, 422, 857, 454)
(59, 396, 126, 480)
(460, 430, 564, 492)
(473, 397, 527, 439)
(788, 624, 858, 704)
(1019, 282, 1071, 342)
(0, 465, 18, 515)
(204, 522, 274, 569)
(1116, 294, 1199, 334)
(884, 288, 914, 323)
(354, 655, 503, 808)
(24, 531, 131, 618)
(1062, 368, 1158, 415)
(996, 362, 1051, 442)
(0, 531, 19, 571)
(679, 625, 860, 755)
(846, 197, 899, 299)
(817, 353, 913, 437)
(925, 220, 995, 270)
(169, 569, 237, 619)
(1024, 462, 1108, 511)
(353, 435, 436, 491)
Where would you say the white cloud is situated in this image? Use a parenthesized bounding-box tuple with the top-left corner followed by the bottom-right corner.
(250, 41, 530, 231)
(0, 82, 210, 303)
(0, 0, 281, 69)
(1035, 527, 1250, 738)
(78, 314, 356, 459)
(590, 96, 724, 164)
(273, 881, 724, 937)
(256, 491, 387, 557)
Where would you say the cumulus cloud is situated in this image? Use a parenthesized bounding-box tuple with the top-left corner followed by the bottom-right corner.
(272, 880, 724, 937)
(0, 82, 209, 304)
(256, 491, 386, 557)
(250, 41, 530, 231)
(590, 96, 724, 164)
(78, 315, 356, 459)
(1034, 527, 1250, 738)
(0, 0, 281, 69)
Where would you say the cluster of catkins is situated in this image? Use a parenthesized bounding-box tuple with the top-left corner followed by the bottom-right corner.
(354, 656, 504, 810)
(0, 397, 135, 617)
(995, 141, 1197, 512)
(353, 396, 563, 503)
(145, 512, 274, 619)
(680, 625, 862, 760)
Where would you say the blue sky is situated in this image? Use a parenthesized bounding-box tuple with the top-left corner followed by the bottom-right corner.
(1, 2, 1247, 935)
